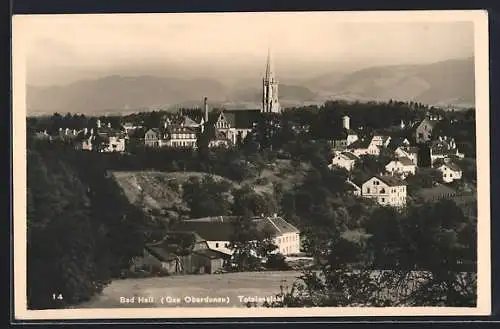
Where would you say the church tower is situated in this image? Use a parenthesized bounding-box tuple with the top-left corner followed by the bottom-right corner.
(262, 48, 281, 113)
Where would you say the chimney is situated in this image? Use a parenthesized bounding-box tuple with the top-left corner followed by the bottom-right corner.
(96, 119, 101, 128)
(204, 97, 209, 123)
(84, 127, 88, 135)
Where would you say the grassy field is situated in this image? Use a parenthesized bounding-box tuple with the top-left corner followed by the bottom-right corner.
(76, 271, 304, 308)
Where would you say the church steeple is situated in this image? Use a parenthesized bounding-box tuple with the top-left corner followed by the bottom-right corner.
(264, 48, 274, 82)
(262, 47, 281, 113)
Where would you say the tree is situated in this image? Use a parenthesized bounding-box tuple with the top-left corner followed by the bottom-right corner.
(228, 213, 262, 271)
(266, 199, 477, 308)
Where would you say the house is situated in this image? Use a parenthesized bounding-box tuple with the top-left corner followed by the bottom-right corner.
(370, 135, 391, 148)
(414, 118, 435, 144)
(346, 178, 362, 196)
(329, 115, 359, 151)
(435, 160, 463, 183)
(142, 231, 228, 275)
(360, 175, 407, 207)
(172, 215, 301, 256)
(329, 152, 359, 171)
(221, 109, 262, 145)
(387, 137, 411, 151)
(430, 138, 465, 164)
(208, 131, 232, 148)
(144, 128, 168, 148)
(165, 125, 198, 148)
(74, 125, 127, 152)
(394, 146, 419, 165)
(385, 157, 416, 178)
(347, 138, 380, 157)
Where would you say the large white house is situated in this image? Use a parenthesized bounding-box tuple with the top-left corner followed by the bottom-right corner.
(360, 175, 407, 207)
(172, 215, 301, 256)
(435, 161, 463, 183)
(329, 152, 359, 171)
(385, 157, 416, 178)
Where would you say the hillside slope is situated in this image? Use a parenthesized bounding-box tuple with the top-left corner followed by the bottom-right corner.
(327, 57, 475, 106)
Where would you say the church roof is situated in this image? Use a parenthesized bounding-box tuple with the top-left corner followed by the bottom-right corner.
(223, 109, 261, 129)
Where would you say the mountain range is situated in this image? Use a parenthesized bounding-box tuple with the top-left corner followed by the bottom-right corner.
(26, 57, 474, 115)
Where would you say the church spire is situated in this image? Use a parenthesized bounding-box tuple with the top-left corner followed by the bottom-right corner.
(262, 47, 280, 114)
(264, 47, 275, 82)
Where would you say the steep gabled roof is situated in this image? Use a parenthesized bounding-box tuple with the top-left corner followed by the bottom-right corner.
(223, 109, 261, 129)
(368, 175, 407, 187)
(339, 152, 359, 161)
(348, 138, 371, 149)
(436, 162, 462, 172)
(172, 215, 298, 241)
(182, 108, 204, 124)
(398, 156, 414, 166)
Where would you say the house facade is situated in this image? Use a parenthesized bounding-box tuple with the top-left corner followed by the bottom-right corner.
(172, 215, 301, 256)
(166, 126, 198, 148)
(415, 118, 435, 144)
(435, 162, 463, 183)
(394, 146, 419, 165)
(329, 152, 359, 171)
(370, 135, 391, 148)
(385, 157, 416, 178)
(141, 231, 227, 275)
(361, 176, 407, 207)
(144, 128, 168, 147)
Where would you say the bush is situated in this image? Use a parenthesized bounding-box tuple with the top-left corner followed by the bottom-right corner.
(266, 253, 289, 270)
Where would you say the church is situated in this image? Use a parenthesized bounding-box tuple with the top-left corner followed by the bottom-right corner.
(261, 48, 281, 114)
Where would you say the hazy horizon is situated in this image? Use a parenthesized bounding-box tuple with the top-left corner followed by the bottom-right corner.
(20, 12, 475, 87)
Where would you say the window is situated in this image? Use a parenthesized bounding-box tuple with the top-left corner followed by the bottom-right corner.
(224, 243, 229, 247)
(381, 198, 385, 202)
(215, 243, 219, 248)
(366, 188, 371, 193)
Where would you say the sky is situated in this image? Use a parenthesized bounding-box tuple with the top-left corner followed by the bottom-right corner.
(15, 11, 476, 86)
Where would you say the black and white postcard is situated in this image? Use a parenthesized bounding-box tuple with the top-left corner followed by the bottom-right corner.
(12, 10, 491, 320)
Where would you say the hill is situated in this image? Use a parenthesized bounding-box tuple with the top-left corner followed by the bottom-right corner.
(313, 57, 475, 107)
(26, 57, 475, 115)
(109, 160, 310, 217)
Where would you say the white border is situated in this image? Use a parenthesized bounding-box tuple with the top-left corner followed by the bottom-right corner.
(12, 10, 491, 320)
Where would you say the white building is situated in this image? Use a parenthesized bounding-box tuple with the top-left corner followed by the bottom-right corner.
(172, 215, 301, 256)
(435, 161, 463, 183)
(385, 157, 417, 178)
(329, 152, 359, 171)
(346, 138, 380, 157)
(370, 135, 392, 148)
(394, 146, 419, 165)
(166, 125, 198, 148)
(360, 175, 407, 207)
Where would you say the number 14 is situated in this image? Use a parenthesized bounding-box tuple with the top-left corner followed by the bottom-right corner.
(52, 293, 63, 300)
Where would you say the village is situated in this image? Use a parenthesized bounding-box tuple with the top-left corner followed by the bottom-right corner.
(29, 91, 477, 279)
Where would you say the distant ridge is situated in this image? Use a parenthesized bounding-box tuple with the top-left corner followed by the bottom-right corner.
(27, 57, 475, 115)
